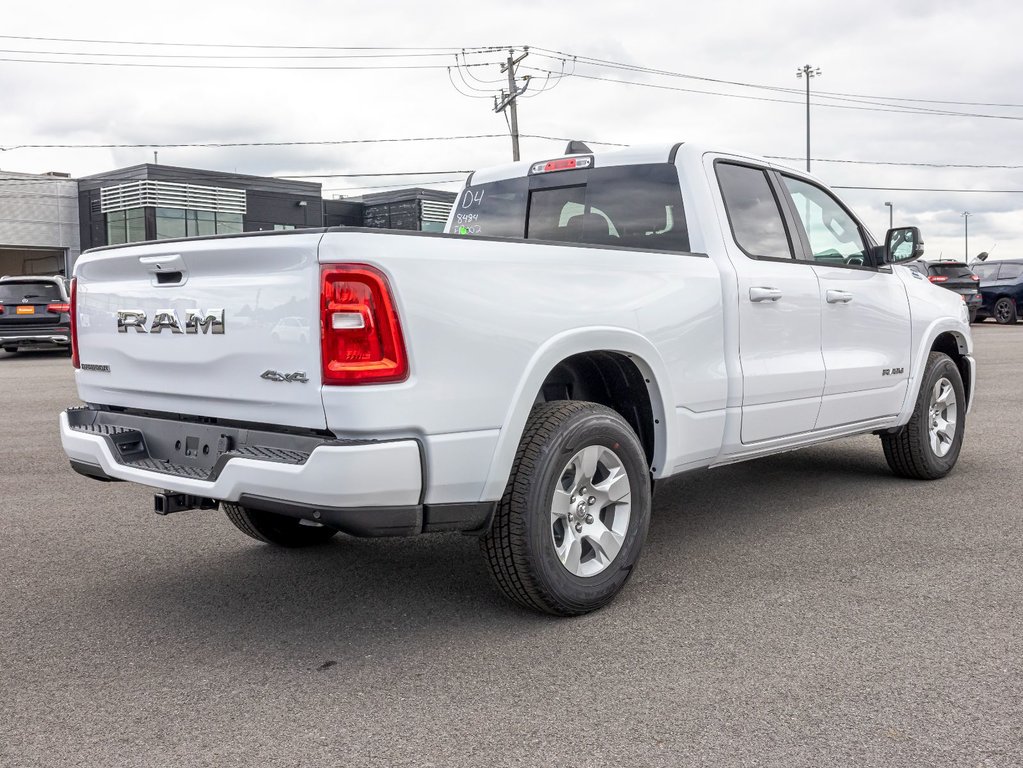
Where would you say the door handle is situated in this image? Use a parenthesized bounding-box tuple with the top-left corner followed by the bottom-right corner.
(749, 287, 782, 303)
(826, 289, 853, 304)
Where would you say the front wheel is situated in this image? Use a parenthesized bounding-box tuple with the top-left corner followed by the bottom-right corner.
(223, 503, 339, 547)
(881, 352, 965, 480)
(993, 297, 1017, 324)
(480, 401, 652, 616)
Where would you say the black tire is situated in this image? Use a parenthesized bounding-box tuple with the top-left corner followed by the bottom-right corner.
(2, 346, 17, 354)
(222, 503, 339, 547)
(993, 297, 1017, 324)
(881, 352, 966, 480)
(480, 401, 652, 616)
(968, 308, 978, 324)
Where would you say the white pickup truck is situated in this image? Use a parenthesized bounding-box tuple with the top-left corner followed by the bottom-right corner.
(60, 142, 974, 615)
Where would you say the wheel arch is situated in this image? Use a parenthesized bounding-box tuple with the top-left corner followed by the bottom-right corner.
(479, 328, 674, 501)
(898, 322, 973, 423)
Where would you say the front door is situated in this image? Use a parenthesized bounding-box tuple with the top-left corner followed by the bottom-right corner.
(777, 174, 911, 429)
(713, 160, 826, 444)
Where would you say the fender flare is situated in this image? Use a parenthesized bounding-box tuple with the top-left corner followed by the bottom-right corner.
(478, 327, 676, 501)
(897, 318, 972, 423)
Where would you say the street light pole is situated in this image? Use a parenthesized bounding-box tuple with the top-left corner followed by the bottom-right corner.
(962, 211, 970, 261)
(796, 64, 821, 172)
(884, 201, 893, 230)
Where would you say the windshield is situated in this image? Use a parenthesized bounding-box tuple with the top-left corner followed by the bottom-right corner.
(448, 163, 690, 253)
(0, 282, 62, 302)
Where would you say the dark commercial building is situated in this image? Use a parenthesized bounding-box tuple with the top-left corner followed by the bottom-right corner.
(77, 165, 456, 258)
(325, 188, 456, 233)
(77, 164, 324, 252)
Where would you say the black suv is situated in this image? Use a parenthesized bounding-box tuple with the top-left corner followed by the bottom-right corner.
(974, 260, 1023, 324)
(907, 260, 982, 322)
(0, 275, 72, 354)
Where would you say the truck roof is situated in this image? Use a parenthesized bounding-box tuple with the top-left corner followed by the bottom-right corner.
(469, 142, 793, 185)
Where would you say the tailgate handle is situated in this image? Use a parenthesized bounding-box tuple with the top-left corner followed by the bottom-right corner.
(140, 254, 187, 286)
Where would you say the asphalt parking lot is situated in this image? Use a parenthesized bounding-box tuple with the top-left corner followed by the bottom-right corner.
(1, 326, 1020, 768)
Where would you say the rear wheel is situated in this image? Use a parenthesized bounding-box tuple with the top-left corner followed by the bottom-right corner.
(994, 297, 1017, 324)
(223, 503, 339, 547)
(2, 346, 17, 354)
(881, 352, 965, 480)
(480, 401, 652, 616)
(968, 307, 978, 324)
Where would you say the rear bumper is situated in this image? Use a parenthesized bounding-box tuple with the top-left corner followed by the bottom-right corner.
(0, 329, 69, 346)
(61, 406, 420, 504)
(59, 408, 494, 536)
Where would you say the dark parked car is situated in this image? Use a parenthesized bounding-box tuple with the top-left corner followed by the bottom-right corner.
(974, 260, 1023, 324)
(0, 275, 72, 354)
(907, 260, 983, 322)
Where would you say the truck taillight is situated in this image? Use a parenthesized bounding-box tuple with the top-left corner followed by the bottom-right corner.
(320, 265, 408, 385)
(70, 278, 80, 369)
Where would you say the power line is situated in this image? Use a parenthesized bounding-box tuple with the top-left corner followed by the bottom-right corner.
(0, 133, 626, 152)
(280, 170, 471, 178)
(0, 55, 493, 71)
(530, 46, 1023, 110)
(768, 156, 1023, 169)
(0, 47, 475, 60)
(833, 185, 1023, 193)
(537, 68, 1023, 122)
(0, 34, 485, 52)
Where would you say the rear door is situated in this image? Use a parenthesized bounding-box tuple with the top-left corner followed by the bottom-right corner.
(928, 262, 980, 301)
(712, 160, 826, 443)
(74, 232, 328, 429)
(776, 174, 911, 429)
(0, 279, 67, 333)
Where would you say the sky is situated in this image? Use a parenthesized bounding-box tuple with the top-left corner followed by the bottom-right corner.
(1, 0, 1021, 261)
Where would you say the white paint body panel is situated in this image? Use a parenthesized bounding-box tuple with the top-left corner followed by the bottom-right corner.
(64, 143, 973, 512)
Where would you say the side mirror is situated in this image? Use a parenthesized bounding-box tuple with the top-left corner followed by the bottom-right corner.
(884, 226, 925, 264)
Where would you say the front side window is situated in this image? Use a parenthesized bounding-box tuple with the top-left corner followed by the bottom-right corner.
(782, 176, 869, 266)
(715, 162, 793, 260)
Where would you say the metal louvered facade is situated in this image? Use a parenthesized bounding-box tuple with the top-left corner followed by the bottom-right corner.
(421, 199, 453, 224)
(100, 181, 247, 215)
(0, 172, 80, 275)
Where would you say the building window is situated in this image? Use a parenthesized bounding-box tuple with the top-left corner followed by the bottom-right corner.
(186, 209, 216, 237)
(155, 207, 187, 239)
(217, 212, 243, 235)
(273, 224, 296, 231)
(106, 208, 146, 244)
(154, 208, 243, 239)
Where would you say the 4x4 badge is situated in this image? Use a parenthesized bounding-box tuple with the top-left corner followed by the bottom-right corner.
(261, 370, 308, 383)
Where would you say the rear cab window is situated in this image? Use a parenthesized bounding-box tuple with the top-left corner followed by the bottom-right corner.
(448, 163, 690, 253)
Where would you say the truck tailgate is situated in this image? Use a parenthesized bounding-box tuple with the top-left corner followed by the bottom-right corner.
(73, 232, 327, 429)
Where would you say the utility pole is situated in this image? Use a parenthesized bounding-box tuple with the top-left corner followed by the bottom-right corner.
(884, 201, 893, 229)
(796, 64, 821, 172)
(962, 211, 970, 261)
(494, 47, 530, 161)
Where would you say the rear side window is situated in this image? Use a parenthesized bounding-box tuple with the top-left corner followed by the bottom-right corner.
(449, 163, 690, 252)
(715, 163, 793, 260)
(0, 282, 62, 302)
(974, 264, 999, 281)
(999, 263, 1023, 280)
